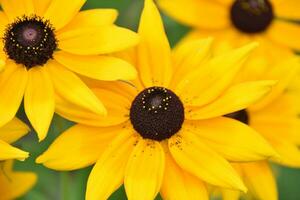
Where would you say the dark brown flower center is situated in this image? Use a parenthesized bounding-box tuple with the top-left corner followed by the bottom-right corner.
(230, 0, 274, 33)
(130, 87, 185, 141)
(3, 15, 57, 69)
(224, 109, 250, 124)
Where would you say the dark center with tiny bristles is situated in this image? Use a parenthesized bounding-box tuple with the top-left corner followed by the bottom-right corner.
(224, 109, 250, 124)
(230, 0, 274, 33)
(130, 87, 185, 141)
(3, 15, 57, 68)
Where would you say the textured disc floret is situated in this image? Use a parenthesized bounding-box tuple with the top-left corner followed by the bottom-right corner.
(3, 15, 57, 68)
(130, 87, 185, 141)
(230, 0, 274, 33)
(224, 109, 250, 124)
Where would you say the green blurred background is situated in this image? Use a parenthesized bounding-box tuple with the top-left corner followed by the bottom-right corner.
(12, 0, 300, 199)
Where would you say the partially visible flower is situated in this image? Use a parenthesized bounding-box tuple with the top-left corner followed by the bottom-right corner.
(158, 0, 299, 81)
(0, 117, 36, 199)
(0, 0, 139, 141)
(37, 1, 279, 200)
(0, 160, 37, 200)
(216, 56, 300, 200)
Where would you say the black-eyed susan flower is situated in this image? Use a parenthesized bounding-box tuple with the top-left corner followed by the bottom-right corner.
(37, 0, 279, 199)
(0, 160, 37, 200)
(0, 0, 139, 141)
(214, 56, 300, 200)
(158, 0, 300, 78)
(0, 118, 30, 161)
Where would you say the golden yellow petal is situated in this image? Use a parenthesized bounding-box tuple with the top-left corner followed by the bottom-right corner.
(43, 0, 86, 30)
(125, 139, 165, 200)
(36, 124, 123, 170)
(186, 80, 276, 119)
(267, 20, 300, 51)
(168, 129, 246, 191)
(182, 117, 277, 162)
(0, 161, 37, 199)
(0, 61, 27, 127)
(171, 38, 213, 87)
(137, 0, 172, 87)
(57, 25, 139, 55)
(45, 60, 106, 116)
(161, 148, 208, 200)
(86, 129, 136, 200)
(0, 140, 28, 161)
(274, 0, 300, 19)
(24, 67, 55, 141)
(0, 118, 29, 144)
(175, 42, 258, 107)
(54, 51, 137, 81)
(241, 162, 277, 200)
(158, 0, 230, 29)
(32, 0, 51, 16)
(1, 0, 34, 21)
(58, 9, 118, 33)
(250, 56, 300, 110)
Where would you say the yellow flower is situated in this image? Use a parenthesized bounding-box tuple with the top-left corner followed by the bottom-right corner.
(158, 0, 299, 78)
(0, 160, 37, 200)
(0, 0, 139, 141)
(37, 1, 279, 199)
(213, 56, 300, 200)
(0, 118, 30, 161)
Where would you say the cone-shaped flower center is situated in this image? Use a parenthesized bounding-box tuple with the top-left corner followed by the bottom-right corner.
(130, 87, 185, 141)
(224, 109, 250, 124)
(230, 0, 274, 33)
(3, 15, 57, 68)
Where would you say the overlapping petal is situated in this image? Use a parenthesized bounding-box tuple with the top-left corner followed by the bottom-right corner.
(168, 130, 246, 191)
(36, 124, 122, 170)
(136, 0, 172, 87)
(86, 129, 136, 200)
(125, 139, 165, 200)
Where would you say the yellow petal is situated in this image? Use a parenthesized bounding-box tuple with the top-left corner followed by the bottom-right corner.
(45, 60, 106, 116)
(183, 117, 277, 162)
(57, 25, 139, 55)
(0, 140, 28, 161)
(267, 20, 300, 51)
(86, 129, 136, 200)
(1, 0, 34, 21)
(158, 0, 230, 29)
(274, 0, 300, 19)
(43, 0, 86, 30)
(32, 0, 51, 16)
(55, 89, 130, 128)
(161, 149, 208, 200)
(137, 0, 172, 87)
(186, 81, 276, 120)
(54, 51, 137, 81)
(268, 137, 300, 168)
(175, 42, 258, 107)
(24, 67, 55, 142)
(36, 124, 122, 170)
(56, 81, 135, 126)
(0, 161, 37, 199)
(58, 9, 118, 33)
(125, 139, 165, 200)
(0, 11, 9, 37)
(171, 38, 213, 86)
(168, 130, 246, 191)
(241, 162, 277, 200)
(0, 118, 29, 144)
(251, 57, 300, 110)
(0, 61, 27, 127)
